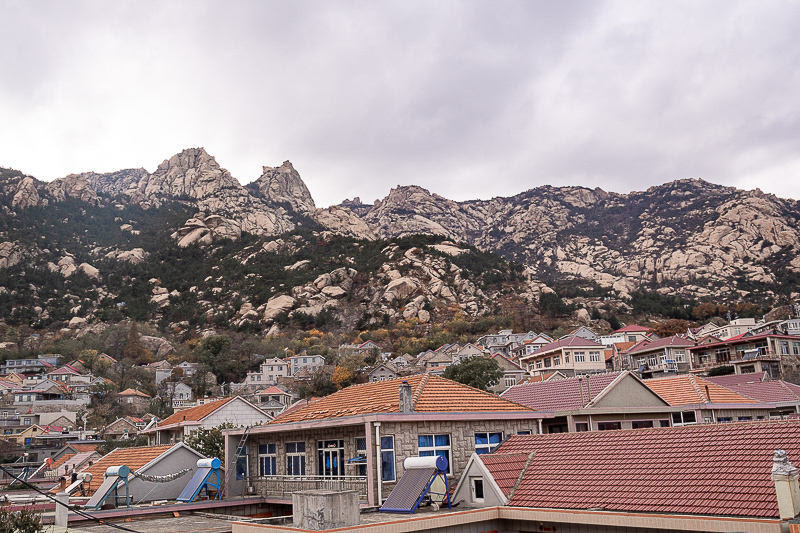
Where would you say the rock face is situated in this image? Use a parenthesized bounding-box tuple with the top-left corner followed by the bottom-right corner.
(362, 180, 800, 299)
(254, 161, 316, 215)
(314, 206, 377, 240)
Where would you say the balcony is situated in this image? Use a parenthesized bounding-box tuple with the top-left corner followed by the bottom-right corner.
(693, 352, 782, 370)
(251, 475, 368, 500)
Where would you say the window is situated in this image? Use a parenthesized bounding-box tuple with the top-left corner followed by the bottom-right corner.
(286, 441, 306, 476)
(793, 342, 800, 356)
(738, 416, 752, 421)
(418, 434, 451, 474)
(517, 430, 532, 435)
(718, 417, 732, 423)
(535, 361, 542, 369)
(780, 342, 790, 355)
(553, 356, 560, 366)
(355, 437, 367, 477)
(574, 352, 585, 363)
(235, 447, 248, 480)
(544, 357, 551, 368)
(672, 411, 697, 426)
(564, 355, 569, 363)
(381, 436, 395, 482)
(318, 439, 345, 478)
(659, 420, 671, 427)
(589, 351, 601, 362)
(504, 376, 517, 388)
(674, 350, 686, 363)
(474, 432, 502, 455)
(631, 420, 654, 429)
(471, 477, 485, 502)
(258, 444, 276, 476)
(597, 422, 621, 431)
(575, 423, 589, 432)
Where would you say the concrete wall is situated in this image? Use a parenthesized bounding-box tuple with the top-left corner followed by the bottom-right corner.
(592, 374, 668, 408)
(204, 398, 271, 428)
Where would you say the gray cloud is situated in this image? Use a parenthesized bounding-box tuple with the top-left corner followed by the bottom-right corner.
(1, 0, 799, 206)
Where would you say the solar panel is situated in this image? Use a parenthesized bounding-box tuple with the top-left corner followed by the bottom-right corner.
(380, 467, 436, 513)
(176, 467, 211, 502)
(84, 476, 122, 509)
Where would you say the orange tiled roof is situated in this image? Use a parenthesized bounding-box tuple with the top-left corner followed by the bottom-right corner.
(644, 374, 758, 406)
(118, 388, 151, 398)
(158, 397, 234, 427)
(78, 445, 173, 495)
(272, 374, 533, 424)
(70, 443, 100, 454)
(50, 453, 76, 472)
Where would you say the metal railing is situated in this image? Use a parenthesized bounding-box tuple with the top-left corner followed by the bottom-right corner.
(692, 353, 781, 369)
(251, 475, 368, 500)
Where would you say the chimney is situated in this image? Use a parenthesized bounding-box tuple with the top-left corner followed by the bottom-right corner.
(399, 381, 413, 413)
(772, 450, 800, 519)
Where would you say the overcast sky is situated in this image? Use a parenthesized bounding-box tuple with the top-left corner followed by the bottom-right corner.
(2, 1, 799, 207)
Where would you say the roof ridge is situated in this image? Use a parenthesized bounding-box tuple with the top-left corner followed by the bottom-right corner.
(687, 375, 710, 403)
(412, 373, 430, 406)
(507, 451, 536, 501)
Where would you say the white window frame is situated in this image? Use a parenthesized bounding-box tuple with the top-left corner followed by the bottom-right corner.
(574, 352, 585, 363)
(589, 351, 601, 362)
(418, 434, 451, 475)
(258, 443, 277, 476)
(474, 432, 503, 455)
(286, 441, 306, 477)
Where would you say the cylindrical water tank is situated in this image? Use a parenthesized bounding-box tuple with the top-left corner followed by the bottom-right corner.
(403, 455, 448, 471)
(197, 458, 221, 469)
(105, 465, 130, 478)
(80, 472, 93, 482)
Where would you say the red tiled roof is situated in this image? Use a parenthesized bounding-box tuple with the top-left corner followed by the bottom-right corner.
(612, 341, 637, 353)
(501, 372, 625, 411)
(118, 388, 151, 398)
(477, 452, 532, 497)
(272, 374, 533, 424)
(627, 335, 695, 355)
(705, 372, 768, 387)
(533, 336, 605, 355)
(70, 443, 100, 454)
(258, 386, 290, 395)
(492, 420, 800, 517)
(158, 397, 234, 426)
(613, 324, 653, 333)
(644, 375, 758, 405)
(724, 380, 800, 404)
(79, 445, 174, 496)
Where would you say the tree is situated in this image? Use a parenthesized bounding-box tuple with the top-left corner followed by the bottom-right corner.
(442, 356, 503, 391)
(183, 423, 235, 460)
(122, 321, 150, 364)
(0, 507, 44, 533)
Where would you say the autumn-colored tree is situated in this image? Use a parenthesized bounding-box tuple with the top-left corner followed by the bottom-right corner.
(652, 319, 695, 338)
(331, 365, 355, 389)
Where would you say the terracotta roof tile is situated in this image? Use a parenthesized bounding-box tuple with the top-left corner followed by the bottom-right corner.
(271, 375, 533, 424)
(643, 375, 758, 405)
(478, 452, 531, 497)
(491, 420, 800, 518)
(627, 335, 695, 355)
(118, 388, 151, 398)
(78, 445, 174, 496)
(724, 380, 800, 403)
(705, 372, 768, 387)
(70, 443, 100, 454)
(158, 397, 234, 427)
(501, 372, 624, 411)
(613, 324, 653, 333)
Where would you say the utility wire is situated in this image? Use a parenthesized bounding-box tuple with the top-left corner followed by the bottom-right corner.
(0, 464, 140, 533)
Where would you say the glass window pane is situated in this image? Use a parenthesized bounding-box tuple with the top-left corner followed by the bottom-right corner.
(297, 442, 306, 452)
(287, 442, 296, 453)
(381, 451, 395, 481)
(418, 435, 433, 447)
(476, 448, 488, 455)
(259, 444, 268, 454)
(381, 436, 393, 450)
(268, 443, 276, 454)
(434, 434, 449, 447)
(489, 433, 502, 444)
(419, 450, 434, 457)
(475, 433, 488, 445)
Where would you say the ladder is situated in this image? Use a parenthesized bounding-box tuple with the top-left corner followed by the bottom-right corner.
(223, 426, 251, 498)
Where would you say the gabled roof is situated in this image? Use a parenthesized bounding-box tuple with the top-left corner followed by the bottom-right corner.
(501, 372, 630, 411)
(613, 324, 653, 333)
(257, 385, 291, 396)
(78, 444, 192, 495)
(270, 374, 534, 424)
(705, 372, 768, 387)
(611, 341, 637, 353)
(723, 380, 800, 404)
(118, 388, 151, 398)
(643, 375, 758, 405)
(157, 397, 235, 426)
(476, 452, 532, 498)
(627, 335, 695, 355)
(492, 420, 800, 518)
(529, 336, 605, 356)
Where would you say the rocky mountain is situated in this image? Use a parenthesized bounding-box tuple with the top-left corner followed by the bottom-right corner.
(362, 180, 800, 301)
(1, 147, 798, 339)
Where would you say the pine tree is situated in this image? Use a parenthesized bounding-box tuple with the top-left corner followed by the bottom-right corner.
(122, 321, 145, 364)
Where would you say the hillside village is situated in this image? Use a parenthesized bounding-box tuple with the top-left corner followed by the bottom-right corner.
(3, 152, 800, 530)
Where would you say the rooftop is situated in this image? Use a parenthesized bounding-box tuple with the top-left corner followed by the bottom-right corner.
(270, 374, 533, 424)
(627, 335, 695, 355)
(643, 374, 758, 405)
(491, 420, 800, 518)
(501, 372, 627, 411)
(157, 396, 234, 426)
(79, 444, 175, 495)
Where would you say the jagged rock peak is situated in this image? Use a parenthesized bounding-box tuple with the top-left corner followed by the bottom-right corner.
(144, 147, 243, 200)
(255, 161, 316, 214)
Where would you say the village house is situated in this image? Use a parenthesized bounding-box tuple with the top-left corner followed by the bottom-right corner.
(117, 388, 152, 414)
(611, 324, 654, 343)
(508, 334, 554, 360)
(487, 353, 527, 394)
(245, 357, 290, 387)
(0, 354, 61, 376)
(223, 374, 551, 506)
(368, 363, 401, 382)
(255, 385, 295, 417)
(688, 330, 800, 378)
(476, 330, 542, 356)
(518, 336, 607, 376)
(627, 335, 696, 376)
(143, 395, 272, 445)
(287, 354, 325, 376)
